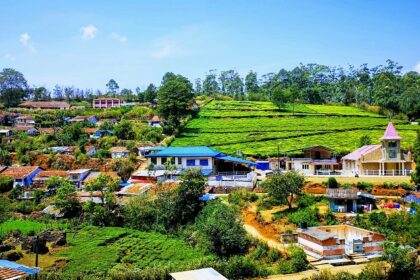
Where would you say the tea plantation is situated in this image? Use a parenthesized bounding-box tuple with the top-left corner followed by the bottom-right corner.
(173, 100, 419, 156)
(55, 226, 214, 277)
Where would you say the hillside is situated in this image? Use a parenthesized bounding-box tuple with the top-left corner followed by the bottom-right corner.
(172, 100, 419, 156)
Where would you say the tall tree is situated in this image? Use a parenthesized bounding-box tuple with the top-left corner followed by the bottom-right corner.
(106, 79, 119, 96)
(0, 68, 28, 107)
(203, 70, 219, 96)
(271, 87, 288, 109)
(157, 73, 194, 131)
(143, 83, 157, 103)
(262, 171, 305, 210)
(245, 71, 259, 94)
(194, 78, 203, 95)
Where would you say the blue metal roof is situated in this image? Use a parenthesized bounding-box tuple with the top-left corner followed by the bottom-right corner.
(0, 260, 39, 275)
(215, 155, 257, 166)
(147, 146, 223, 157)
(200, 193, 217, 201)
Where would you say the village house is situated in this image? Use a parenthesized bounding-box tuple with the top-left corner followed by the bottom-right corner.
(32, 170, 68, 187)
(11, 126, 38, 135)
(284, 146, 339, 175)
(69, 115, 98, 124)
(326, 188, 376, 213)
(0, 129, 12, 137)
(140, 146, 257, 187)
(298, 225, 385, 259)
(38, 127, 61, 135)
(67, 169, 91, 188)
(0, 260, 39, 279)
(88, 129, 113, 138)
(148, 115, 162, 127)
(110, 146, 130, 158)
(0, 166, 41, 187)
(49, 146, 96, 156)
(92, 98, 121, 108)
(14, 115, 35, 126)
(342, 123, 413, 176)
(19, 101, 70, 110)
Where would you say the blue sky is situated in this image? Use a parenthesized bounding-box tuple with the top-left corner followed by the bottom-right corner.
(1, 0, 419, 91)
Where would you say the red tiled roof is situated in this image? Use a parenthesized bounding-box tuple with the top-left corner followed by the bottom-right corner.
(109, 146, 128, 153)
(85, 145, 95, 152)
(82, 128, 99, 134)
(35, 170, 68, 178)
(0, 166, 40, 179)
(11, 126, 36, 131)
(149, 115, 161, 122)
(19, 101, 70, 109)
(38, 127, 59, 134)
(0, 268, 28, 279)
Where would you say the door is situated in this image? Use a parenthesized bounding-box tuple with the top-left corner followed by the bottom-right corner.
(346, 200, 354, 212)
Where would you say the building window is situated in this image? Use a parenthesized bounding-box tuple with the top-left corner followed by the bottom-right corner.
(389, 150, 397, 159)
(388, 141, 397, 148)
(161, 157, 167, 164)
(302, 164, 309, 170)
(187, 159, 196, 166)
(177, 157, 182, 165)
(200, 159, 209, 166)
(151, 157, 157, 164)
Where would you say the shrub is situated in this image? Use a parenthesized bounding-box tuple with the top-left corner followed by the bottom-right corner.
(14, 201, 36, 214)
(277, 246, 308, 274)
(342, 183, 352, 189)
(297, 194, 323, 208)
(356, 181, 373, 192)
(400, 182, 413, 191)
(224, 256, 268, 279)
(8, 185, 23, 200)
(228, 189, 258, 206)
(383, 182, 397, 189)
(0, 177, 13, 193)
(287, 207, 319, 227)
(327, 177, 338, 188)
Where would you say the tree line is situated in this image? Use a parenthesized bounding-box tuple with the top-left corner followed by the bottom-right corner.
(1, 59, 419, 119)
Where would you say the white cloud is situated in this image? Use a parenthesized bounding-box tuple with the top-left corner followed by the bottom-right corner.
(414, 62, 420, 73)
(19, 33, 36, 53)
(110, 32, 127, 42)
(80, 24, 97, 40)
(151, 40, 178, 60)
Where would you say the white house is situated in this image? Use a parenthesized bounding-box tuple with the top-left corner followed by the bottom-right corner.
(109, 147, 129, 158)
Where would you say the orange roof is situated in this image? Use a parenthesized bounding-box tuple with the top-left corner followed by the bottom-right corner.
(36, 170, 68, 178)
(12, 126, 36, 131)
(38, 127, 59, 134)
(19, 101, 70, 109)
(0, 166, 40, 179)
(85, 145, 95, 152)
(109, 146, 128, 153)
(150, 115, 161, 122)
(0, 268, 28, 279)
(82, 127, 99, 133)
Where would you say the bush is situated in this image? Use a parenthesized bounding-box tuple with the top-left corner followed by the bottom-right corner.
(327, 177, 338, 188)
(342, 183, 352, 189)
(228, 189, 258, 207)
(297, 194, 323, 208)
(400, 182, 413, 191)
(224, 256, 268, 279)
(0, 177, 13, 193)
(277, 246, 308, 274)
(383, 182, 397, 189)
(356, 181, 373, 192)
(14, 201, 36, 214)
(8, 185, 23, 200)
(287, 207, 319, 227)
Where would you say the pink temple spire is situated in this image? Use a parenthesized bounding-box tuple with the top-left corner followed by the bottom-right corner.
(380, 122, 401, 140)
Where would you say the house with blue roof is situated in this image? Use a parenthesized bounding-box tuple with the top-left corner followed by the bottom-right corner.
(143, 146, 258, 188)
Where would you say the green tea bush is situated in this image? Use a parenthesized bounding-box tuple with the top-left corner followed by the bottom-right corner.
(287, 206, 319, 227)
(342, 183, 352, 189)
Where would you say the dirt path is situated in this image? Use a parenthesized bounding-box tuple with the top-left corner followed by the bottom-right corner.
(264, 263, 367, 280)
(243, 224, 286, 252)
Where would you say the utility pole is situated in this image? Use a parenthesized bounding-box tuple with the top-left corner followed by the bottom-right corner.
(277, 143, 280, 173)
(34, 235, 39, 280)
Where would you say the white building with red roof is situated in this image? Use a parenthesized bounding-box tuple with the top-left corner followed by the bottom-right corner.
(342, 123, 414, 176)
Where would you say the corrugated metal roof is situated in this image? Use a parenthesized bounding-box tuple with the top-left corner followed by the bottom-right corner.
(170, 268, 228, 280)
(147, 146, 222, 157)
(215, 155, 256, 166)
(342, 145, 381, 161)
(0, 260, 39, 275)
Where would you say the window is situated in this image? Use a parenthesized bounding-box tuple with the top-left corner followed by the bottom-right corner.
(200, 159, 209, 166)
(187, 159, 196, 166)
(388, 141, 397, 148)
(302, 164, 309, 170)
(389, 150, 397, 159)
(177, 157, 182, 165)
(161, 157, 167, 164)
(151, 157, 157, 164)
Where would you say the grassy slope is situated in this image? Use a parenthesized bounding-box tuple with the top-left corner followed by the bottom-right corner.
(173, 101, 419, 156)
(0, 220, 68, 238)
(56, 226, 212, 277)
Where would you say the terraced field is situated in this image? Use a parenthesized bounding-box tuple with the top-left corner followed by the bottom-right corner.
(173, 101, 419, 156)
